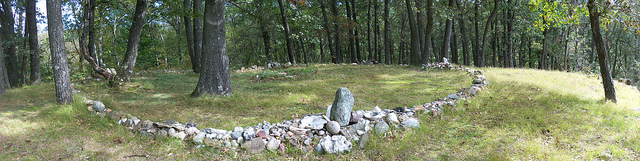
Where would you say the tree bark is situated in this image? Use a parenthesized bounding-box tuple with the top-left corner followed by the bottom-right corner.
(330, 0, 341, 63)
(26, 0, 40, 84)
(87, 0, 96, 61)
(539, 28, 549, 70)
(564, 26, 572, 71)
(480, 0, 499, 67)
(0, 34, 5, 95)
(183, 0, 197, 72)
(277, 0, 296, 64)
(457, 1, 470, 66)
(473, 2, 480, 67)
(367, 0, 371, 60)
(441, 0, 455, 61)
(587, 0, 616, 102)
(191, 0, 233, 97)
(452, 23, 459, 64)
(47, 0, 73, 104)
(119, 0, 148, 81)
(321, 1, 334, 63)
(1, 0, 18, 87)
(384, 0, 390, 64)
(193, 0, 203, 73)
(405, 0, 421, 66)
(374, 0, 380, 62)
(257, 0, 271, 62)
(424, 0, 434, 64)
(506, 0, 514, 68)
(416, 0, 425, 61)
(345, 0, 356, 63)
(351, 0, 361, 62)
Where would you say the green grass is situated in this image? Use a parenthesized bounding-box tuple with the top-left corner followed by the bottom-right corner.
(1, 65, 639, 160)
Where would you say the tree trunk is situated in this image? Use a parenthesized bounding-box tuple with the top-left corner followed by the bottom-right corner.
(1, 0, 18, 88)
(351, 0, 361, 62)
(384, 0, 390, 64)
(506, 0, 514, 68)
(257, 0, 271, 63)
(87, 0, 96, 61)
(473, 2, 480, 67)
(564, 26, 571, 71)
(47, 0, 73, 104)
(539, 28, 549, 70)
(374, 0, 380, 62)
(423, 0, 434, 64)
(26, 0, 40, 84)
(0, 34, 5, 95)
(321, 2, 334, 63)
(480, 0, 499, 67)
(405, 0, 421, 66)
(345, 0, 356, 63)
(330, 0, 341, 63)
(451, 23, 459, 64)
(277, 0, 296, 64)
(192, 0, 232, 97)
(193, 0, 203, 73)
(416, 0, 425, 61)
(367, 0, 371, 60)
(457, 2, 470, 66)
(587, 0, 616, 102)
(441, 0, 455, 61)
(519, 31, 526, 68)
(183, 0, 197, 72)
(119, 0, 148, 81)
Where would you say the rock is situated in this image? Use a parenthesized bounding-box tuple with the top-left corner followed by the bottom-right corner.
(231, 140, 239, 147)
(204, 137, 216, 147)
(299, 115, 328, 130)
(329, 87, 354, 126)
(358, 133, 369, 149)
(349, 111, 362, 124)
(242, 137, 266, 154)
(107, 110, 127, 121)
(375, 121, 389, 134)
(303, 139, 311, 146)
(319, 135, 352, 154)
(316, 144, 324, 154)
(243, 127, 256, 141)
(326, 104, 332, 118)
(473, 79, 483, 84)
(387, 113, 399, 124)
(193, 132, 206, 144)
(185, 122, 197, 128)
(266, 139, 281, 152)
(357, 130, 365, 136)
(447, 94, 459, 100)
(165, 119, 178, 125)
(233, 126, 244, 133)
(256, 130, 268, 139)
(157, 129, 168, 138)
(171, 132, 187, 140)
(92, 102, 106, 112)
(186, 127, 199, 135)
(139, 131, 154, 138)
(318, 130, 326, 136)
(458, 87, 476, 96)
(224, 141, 232, 147)
(279, 143, 286, 153)
(325, 121, 341, 135)
(231, 132, 242, 139)
(401, 118, 420, 128)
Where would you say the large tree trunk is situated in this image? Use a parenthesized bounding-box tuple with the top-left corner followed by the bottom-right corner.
(321, 2, 334, 63)
(257, 0, 271, 62)
(451, 23, 459, 64)
(384, 0, 390, 64)
(277, 0, 296, 64)
(27, 0, 40, 84)
(423, 0, 434, 64)
(0, 31, 5, 95)
(87, 0, 96, 61)
(183, 0, 197, 72)
(47, 0, 73, 104)
(587, 0, 616, 102)
(416, 0, 425, 61)
(480, 0, 499, 67)
(191, 0, 232, 97)
(345, 0, 356, 63)
(330, 0, 341, 63)
(441, 0, 455, 61)
(193, 0, 203, 73)
(405, 0, 421, 65)
(119, 0, 148, 81)
(1, 0, 18, 88)
(506, 0, 514, 68)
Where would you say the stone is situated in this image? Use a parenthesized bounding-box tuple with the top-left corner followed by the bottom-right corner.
(401, 118, 420, 129)
(319, 135, 352, 154)
(349, 111, 362, 124)
(243, 127, 256, 141)
(279, 143, 286, 153)
(256, 130, 268, 139)
(358, 133, 369, 149)
(139, 131, 154, 138)
(185, 122, 197, 128)
(233, 126, 244, 133)
(447, 94, 459, 100)
(316, 144, 324, 154)
(266, 138, 281, 152)
(224, 141, 232, 147)
(329, 87, 354, 126)
(193, 132, 206, 144)
(325, 121, 341, 135)
(387, 113, 399, 124)
(204, 137, 216, 147)
(172, 132, 187, 140)
(92, 102, 106, 112)
(299, 115, 327, 130)
(230, 132, 242, 139)
(242, 137, 266, 154)
(166, 119, 178, 125)
(375, 121, 390, 134)
(157, 129, 168, 138)
(326, 104, 332, 118)
(185, 127, 199, 135)
(473, 79, 483, 84)
(231, 140, 239, 147)
(356, 130, 365, 136)
(318, 130, 326, 136)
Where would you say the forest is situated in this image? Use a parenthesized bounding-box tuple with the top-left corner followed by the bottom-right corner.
(1, 0, 640, 160)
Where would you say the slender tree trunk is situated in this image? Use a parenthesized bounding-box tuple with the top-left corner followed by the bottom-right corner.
(119, 0, 148, 81)
(351, 0, 361, 62)
(26, 0, 40, 84)
(473, 2, 480, 67)
(374, 0, 380, 62)
(423, 0, 434, 64)
(193, 0, 203, 72)
(0, 35, 5, 95)
(367, 0, 371, 60)
(97, 34, 104, 67)
(191, 0, 232, 97)
(457, 6, 470, 66)
(47, 0, 73, 104)
(1, 0, 18, 87)
(87, 0, 96, 61)
(452, 23, 459, 64)
(345, 0, 356, 63)
(277, 0, 296, 64)
(441, 0, 454, 61)
(384, 0, 390, 64)
(480, 0, 499, 67)
(519, 31, 526, 68)
(416, 0, 425, 61)
(588, 0, 616, 102)
(611, 30, 620, 78)
(256, 0, 271, 63)
(506, 0, 514, 68)
(405, 0, 420, 66)
(330, 0, 341, 63)
(183, 0, 197, 72)
(539, 28, 549, 70)
(321, 2, 334, 63)
(564, 26, 571, 71)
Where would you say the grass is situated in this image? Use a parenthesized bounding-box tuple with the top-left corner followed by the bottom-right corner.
(1, 64, 639, 160)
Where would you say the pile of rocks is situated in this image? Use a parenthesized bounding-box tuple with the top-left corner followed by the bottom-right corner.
(84, 60, 490, 155)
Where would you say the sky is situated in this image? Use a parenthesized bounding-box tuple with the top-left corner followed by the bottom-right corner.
(36, 0, 47, 33)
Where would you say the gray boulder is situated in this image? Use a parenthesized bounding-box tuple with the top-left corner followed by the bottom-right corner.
(329, 87, 354, 126)
(318, 135, 352, 154)
(92, 102, 105, 112)
(266, 138, 281, 152)
(242, 137, 266, 154)
(401, 118, 420, 129)
(375, 121, 390, 134)
(300, 115, 327, 130)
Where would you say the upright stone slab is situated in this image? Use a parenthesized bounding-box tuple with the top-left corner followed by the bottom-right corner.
(329, 87, 354, 126)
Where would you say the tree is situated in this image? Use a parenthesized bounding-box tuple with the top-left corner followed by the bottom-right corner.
(384, 0, 390, 65)
(26, 0, 39, 84)
(587, 0, 616, 102)
(479, 0, 500, 67)
(406, 0, 420, 65)
(277, 0, 296, 64)
(120, 0, 149, 81)
(0, 32, 5, 96)
(441, 0, 455, 61)
(330, 0, 341, 63)
(193, 0, 203, 73)
(183, 0, 197, 72)
(423, 0, 434, 64)
(191, 0, 232, 97)
(47, 0, 73, 104)
(0, 0, 18, 87)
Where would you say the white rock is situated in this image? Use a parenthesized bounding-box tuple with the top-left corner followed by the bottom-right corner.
(193, 132, 206, 144)
(186, 127, 199, 135)
(266, 138, 281, 152)
(387, 113, 399, 124)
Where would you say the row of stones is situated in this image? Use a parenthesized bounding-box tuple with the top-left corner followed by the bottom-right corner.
(84, 61, 489, 154)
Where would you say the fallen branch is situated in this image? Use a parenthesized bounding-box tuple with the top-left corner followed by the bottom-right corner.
(124, 154, 149, 158)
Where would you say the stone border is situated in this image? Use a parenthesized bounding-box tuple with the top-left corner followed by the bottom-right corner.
(83, 61, 489, 154)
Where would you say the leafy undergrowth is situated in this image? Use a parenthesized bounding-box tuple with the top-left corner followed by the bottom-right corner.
(1, 65, 639, 160)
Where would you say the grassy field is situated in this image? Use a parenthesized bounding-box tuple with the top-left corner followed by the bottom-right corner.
(1, 64, 639, 160)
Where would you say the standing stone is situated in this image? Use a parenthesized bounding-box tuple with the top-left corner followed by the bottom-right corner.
(329, 87, 354, 126)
